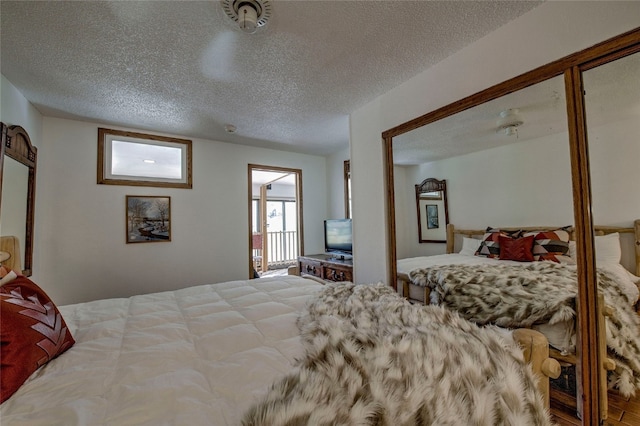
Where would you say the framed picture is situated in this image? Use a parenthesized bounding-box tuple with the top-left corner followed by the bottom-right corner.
(126, 196, 171, 243)
(415, 178, 449, 243)
(426, 204, 439, 229)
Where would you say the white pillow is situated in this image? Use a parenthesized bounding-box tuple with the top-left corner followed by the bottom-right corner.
(459, 237, 482, 256)
(568, 233, 621, 265)
(568, 233, 639, 301)
(599, 263, 640, 304)
(595, 232, 622, 264)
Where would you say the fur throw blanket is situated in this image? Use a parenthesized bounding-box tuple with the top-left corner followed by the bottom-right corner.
(242, 283, 552, 426)
(409, 261, 640, 397)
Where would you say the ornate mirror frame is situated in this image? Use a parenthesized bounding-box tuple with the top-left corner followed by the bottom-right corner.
(415, 178, 448, 243)
(0, 123, 37, 276)
(382, 28, 640, 424)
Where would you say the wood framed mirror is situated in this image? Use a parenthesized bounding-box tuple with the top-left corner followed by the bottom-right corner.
(382, 28, 640, 424)
(0, 123, 37, 276)
(415, 178, 448, 243)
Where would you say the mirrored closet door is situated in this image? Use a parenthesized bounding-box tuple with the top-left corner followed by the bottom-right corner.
(384, 28, 640, 424)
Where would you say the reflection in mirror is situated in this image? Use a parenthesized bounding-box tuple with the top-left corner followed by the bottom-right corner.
(582, 51, 640, 417)
(389, 75, 585, 410)
(584, 51, 640, 274)
(415, 178, 448, 243)
(393, 75, 570, 260)
(0, 123, 37, 276)
(1, 156, 28, 268)
(344, 160, 351, 219)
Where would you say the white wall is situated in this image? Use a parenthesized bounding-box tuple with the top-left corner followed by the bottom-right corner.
(350, 1, 640, 284)
(251, 182, 296, 199)
(326, 146, 350, 220)
(28, 117, 327, 305)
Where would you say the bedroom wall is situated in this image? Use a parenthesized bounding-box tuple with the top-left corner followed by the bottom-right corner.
(326, 146, 350, 220)
(27, 117, 328, 305)
(349, 1, 640, 285)
(2, 73, 341, 305)
(395, 117, 639, 272)
(251, 182, 295, 199)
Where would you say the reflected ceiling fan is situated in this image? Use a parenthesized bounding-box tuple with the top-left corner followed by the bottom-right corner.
(496, 109, 524, 137)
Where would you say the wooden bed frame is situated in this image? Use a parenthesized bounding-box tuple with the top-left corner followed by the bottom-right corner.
(0, 236, 22, 273)
(399, 220, 640, 418)
(445, 221, 640, 274)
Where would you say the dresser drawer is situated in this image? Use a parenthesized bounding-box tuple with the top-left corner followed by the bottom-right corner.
(299, 258, 322, 278)
(323, 265, 352, 282)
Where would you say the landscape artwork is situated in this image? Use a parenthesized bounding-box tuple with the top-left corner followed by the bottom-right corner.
(426, 204, 439, 229)
(126, 196, 171, 243)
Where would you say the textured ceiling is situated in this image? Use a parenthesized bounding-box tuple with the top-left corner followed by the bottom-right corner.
(0, 0, 543, 157)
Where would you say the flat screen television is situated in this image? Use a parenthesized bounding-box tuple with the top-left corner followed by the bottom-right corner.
(324, 219, 352, 258)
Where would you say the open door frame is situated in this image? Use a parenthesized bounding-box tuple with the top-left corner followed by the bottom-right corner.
(247, 164, 304, 278)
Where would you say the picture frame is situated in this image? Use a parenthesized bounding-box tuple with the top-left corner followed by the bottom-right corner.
(415, 178, 449, 243)
(426, 204, 439, 229)
(126, 196, 171, 243)
(98, 128, 192, 189)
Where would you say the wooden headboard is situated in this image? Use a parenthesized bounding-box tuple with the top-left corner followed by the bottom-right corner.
(0, 235, 22, 273)
(446, 220, 640, 276)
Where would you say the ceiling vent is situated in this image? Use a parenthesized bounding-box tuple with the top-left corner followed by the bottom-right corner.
(222, 0, 272, 34)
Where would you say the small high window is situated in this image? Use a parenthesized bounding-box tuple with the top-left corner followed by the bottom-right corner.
(98, 128, 192, 188)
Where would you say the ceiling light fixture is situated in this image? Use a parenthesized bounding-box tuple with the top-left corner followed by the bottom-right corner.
(224, 124, 237, 133)
(222, 0, 272, 34)
(496, 109, 524, 137)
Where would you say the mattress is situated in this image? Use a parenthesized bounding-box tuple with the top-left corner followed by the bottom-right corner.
(0, 276, 323, 425)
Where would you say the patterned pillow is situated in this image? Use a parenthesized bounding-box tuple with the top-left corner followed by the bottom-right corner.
(475, 228, 523, 258)
(1, 276, 75, 403)
(525, 227, 571, 262)
(499, 235, 535, 262)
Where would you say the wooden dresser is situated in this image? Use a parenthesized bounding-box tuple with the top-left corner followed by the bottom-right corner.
(297, 254, 353, 283)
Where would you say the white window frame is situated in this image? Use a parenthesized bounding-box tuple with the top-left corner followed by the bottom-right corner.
(98, 128, 192, 188)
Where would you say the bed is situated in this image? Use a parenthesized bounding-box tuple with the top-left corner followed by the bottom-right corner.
(397, 221, 640, 413)
(0, 240, 562, 425)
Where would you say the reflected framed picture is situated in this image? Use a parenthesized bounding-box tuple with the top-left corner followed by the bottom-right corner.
(426, 204, 439, 229)
(126, 196, 171, 243)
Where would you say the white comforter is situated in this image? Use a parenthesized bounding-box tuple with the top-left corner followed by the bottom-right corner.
(0, 276, 322, 426)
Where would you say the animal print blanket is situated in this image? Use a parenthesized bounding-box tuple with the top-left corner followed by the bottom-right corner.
(243, 283, 552, 426)
(409, 261, 640, 397)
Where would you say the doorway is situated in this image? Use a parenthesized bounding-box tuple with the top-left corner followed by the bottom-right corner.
(248, 164, 303, 278)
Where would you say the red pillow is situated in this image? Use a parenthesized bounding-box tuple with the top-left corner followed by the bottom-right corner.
(1, 276, 75, 403)
(499, 235, 535, 262)
(475, 228, 523, 258)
